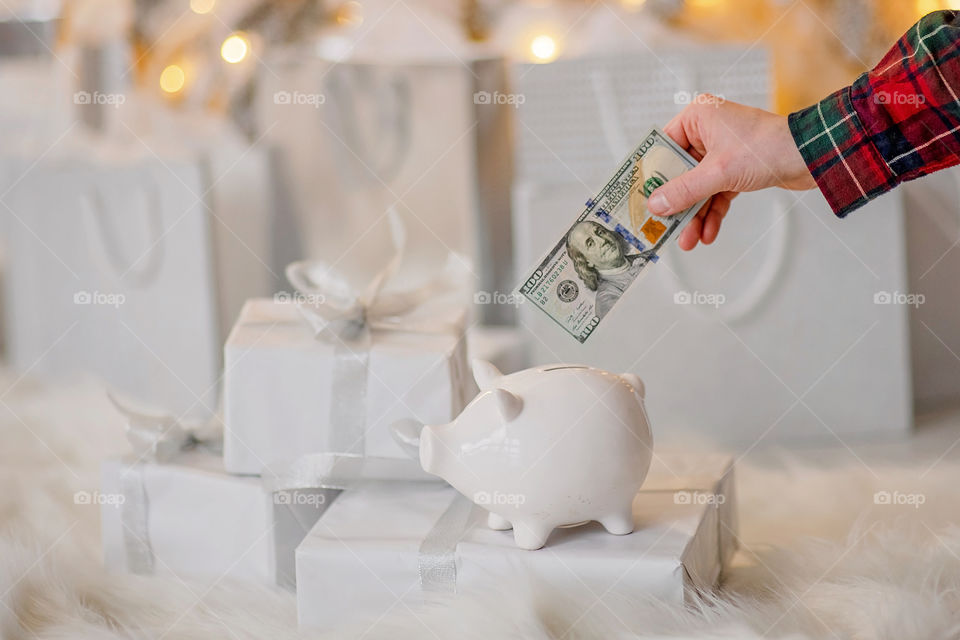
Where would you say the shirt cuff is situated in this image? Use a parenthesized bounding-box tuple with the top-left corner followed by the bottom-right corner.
(788, 81, 897, 218)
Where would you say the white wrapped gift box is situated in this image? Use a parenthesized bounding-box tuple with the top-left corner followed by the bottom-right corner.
(644, 452, 738, 567)
(101, 451, 338, 588)
(223, 297, 476, 477)
(296, 453, 736, 630)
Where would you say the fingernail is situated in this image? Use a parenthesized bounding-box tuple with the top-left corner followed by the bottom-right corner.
(648, 192, 670, 215)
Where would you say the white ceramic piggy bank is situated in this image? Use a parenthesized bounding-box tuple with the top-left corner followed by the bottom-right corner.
(392, 360, 653, 550)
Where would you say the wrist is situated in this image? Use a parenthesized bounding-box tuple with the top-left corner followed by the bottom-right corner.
(775, 115, 817, 191)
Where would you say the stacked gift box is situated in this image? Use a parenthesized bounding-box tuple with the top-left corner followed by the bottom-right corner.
(100, 241, 482, 589)
(99, 237, 739, 626)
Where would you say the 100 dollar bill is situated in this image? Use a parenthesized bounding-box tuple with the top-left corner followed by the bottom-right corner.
(518, 128, 704, 343)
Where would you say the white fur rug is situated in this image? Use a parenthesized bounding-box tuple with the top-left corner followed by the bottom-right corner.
(2, 370, 960, 639)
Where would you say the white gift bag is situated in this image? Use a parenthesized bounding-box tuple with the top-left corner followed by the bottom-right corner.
(512, 47, 771, 187)
(256, 49, 514, 322)
(510, 48, 912, 445)
(2, 132, 273, 419)
(514, 184, 913, 446)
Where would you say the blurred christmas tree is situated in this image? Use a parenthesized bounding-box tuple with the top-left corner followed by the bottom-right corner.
(60, 0, 953, 123)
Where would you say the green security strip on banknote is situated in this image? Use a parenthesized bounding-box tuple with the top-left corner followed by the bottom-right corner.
(518, 128, 705, 343)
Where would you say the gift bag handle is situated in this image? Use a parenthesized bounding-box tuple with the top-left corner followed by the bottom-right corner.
(80, 178, 166, 288)
(325, 66, 411, 186)
(590, 67, 790, 324)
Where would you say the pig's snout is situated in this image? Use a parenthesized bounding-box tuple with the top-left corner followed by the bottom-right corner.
(390, 419, 447, 478)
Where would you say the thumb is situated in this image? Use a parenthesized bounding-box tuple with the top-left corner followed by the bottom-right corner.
(647, 159, 726, 216)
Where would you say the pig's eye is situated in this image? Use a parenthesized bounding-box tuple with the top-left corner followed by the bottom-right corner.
(542, 365, 588, 372)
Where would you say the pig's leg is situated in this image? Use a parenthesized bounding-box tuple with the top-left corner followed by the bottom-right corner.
(512, 521, 552, 550)
(487, 511, 512, 530)
(599, 507, 635, 535)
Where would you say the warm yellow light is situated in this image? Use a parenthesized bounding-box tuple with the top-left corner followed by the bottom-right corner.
(620, 0, 646, 9)
(687, 0, 722, 8)
(530, 34, 558, 62)
(335, 1, 363, 26)
(159, 64, 186, 93)
(190, 0, 215, 14)
(916, 0, 948, 15)
(220, 33, 250, 64)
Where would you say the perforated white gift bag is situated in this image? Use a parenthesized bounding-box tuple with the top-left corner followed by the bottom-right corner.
(513, 47, 771, 186)
(2, 130, 273, 419)
(254, 3, 515, 322)
(511, 48, 913, 445)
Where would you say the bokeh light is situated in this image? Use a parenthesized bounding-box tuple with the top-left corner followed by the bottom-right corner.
(159, 64, 186, 93)
(220, 33, 250, 64)
(530, 34, 558, 62)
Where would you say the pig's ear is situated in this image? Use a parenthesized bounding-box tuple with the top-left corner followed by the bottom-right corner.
(472, 359, 504, 391)
(493, 388, 523, 422)
(620, 373, 645, 398)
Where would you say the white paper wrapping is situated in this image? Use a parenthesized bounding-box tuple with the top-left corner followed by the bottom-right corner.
(644, 452, 738, 567)
(296, 453, 736, 630)
(101, 451, 338, 587)
(223, 297, 476, 476)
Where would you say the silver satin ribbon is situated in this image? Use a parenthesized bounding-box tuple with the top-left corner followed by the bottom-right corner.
(108, 392, 222, 574)
(418, 493, 477, 593)
(327, 338, 370, 458)
(118, 464, 154, 574)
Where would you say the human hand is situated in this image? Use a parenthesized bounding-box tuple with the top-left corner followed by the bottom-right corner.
(648, 98, 817, 250)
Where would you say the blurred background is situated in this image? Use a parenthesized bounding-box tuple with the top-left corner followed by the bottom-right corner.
(1, 0, 957, 450)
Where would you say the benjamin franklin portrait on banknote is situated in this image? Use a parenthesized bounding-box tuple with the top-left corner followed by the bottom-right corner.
(565, 221, 656, 318)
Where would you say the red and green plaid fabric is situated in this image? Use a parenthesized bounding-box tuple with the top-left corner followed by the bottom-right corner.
(789, 10, 960, 217)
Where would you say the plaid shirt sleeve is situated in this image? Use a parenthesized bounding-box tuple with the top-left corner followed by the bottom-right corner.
(789, 10, 960, 218)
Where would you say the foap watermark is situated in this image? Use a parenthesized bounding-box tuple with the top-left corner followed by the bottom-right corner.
(474, 290, 524, 307)
(474, 490, 526, 508)
(74, 290, 125, 308)
(274, 291, 327, 306)
(74, 490, 125, 506)
(74, 91, 126, 108)
(874, 290, 924, 308)
(874, 90, 925, 106)
(674, 91, 725, 107)
(874, 490, 925, 509)
(674, 490, 726, 506)
(673, 290, 725, 309)
(473, 90, 525, 108)
(274, 491, 328, 507)
(273, 90, 325, 108)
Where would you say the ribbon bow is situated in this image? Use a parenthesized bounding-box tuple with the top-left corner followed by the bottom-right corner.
(107, 391, 222, 463)
(285, 209, 468, 342)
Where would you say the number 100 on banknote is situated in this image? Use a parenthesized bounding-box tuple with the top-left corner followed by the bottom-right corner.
(518, 128, 705, 343)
